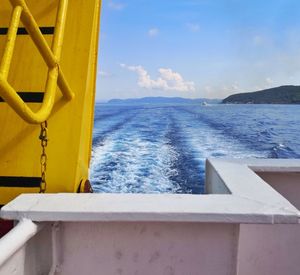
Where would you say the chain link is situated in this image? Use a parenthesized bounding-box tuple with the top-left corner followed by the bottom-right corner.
(39, 121, 48, 193)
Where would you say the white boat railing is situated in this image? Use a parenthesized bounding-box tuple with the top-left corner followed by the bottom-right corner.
(0, 159, 299, 275)
(0, 219, 42, 266)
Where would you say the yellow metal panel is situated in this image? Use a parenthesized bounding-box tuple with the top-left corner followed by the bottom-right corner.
(0, 0, 74, 124)
(0, 0, 101, 204)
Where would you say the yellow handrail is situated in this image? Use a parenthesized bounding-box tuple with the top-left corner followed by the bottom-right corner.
(0, 0, 74, 124)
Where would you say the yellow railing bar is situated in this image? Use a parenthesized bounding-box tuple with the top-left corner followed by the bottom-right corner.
(0, 6, 22, 79)
(0, 0, 74, 124)
(14, 0, 57, 68)
(13, 0, 74, 99)
(58, 70, 73, 100)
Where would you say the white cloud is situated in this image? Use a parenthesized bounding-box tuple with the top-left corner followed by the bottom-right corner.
(222, 82, 240, 93)
(204, 85, 212, 94)
(186, 23, 200, 32)
(202, 82, 241, 98)
(98, 70, 112, 78)
(148, 28, 159, 37)
(108, 0, 125, 10)
(250, 77, 275, 91)
(252, 35, 271, 47)
(253, 35, 263, 46)
(265, 77, 273, 85)
(231, 82, 240, 91)
(121, 64, 195, 92)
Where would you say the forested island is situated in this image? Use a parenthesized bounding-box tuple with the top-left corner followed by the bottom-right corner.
(223, 85, 300, 104)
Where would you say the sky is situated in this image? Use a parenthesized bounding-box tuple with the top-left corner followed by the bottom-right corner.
(96, 0, 300, 101)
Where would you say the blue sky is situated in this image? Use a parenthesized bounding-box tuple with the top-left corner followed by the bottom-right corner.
(96, 0, 300, 101)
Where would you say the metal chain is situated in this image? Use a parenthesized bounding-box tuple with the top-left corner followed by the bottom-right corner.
(39, 121, 48, 193)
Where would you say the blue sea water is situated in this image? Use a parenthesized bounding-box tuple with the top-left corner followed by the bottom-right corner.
(90, 104, 300, 194)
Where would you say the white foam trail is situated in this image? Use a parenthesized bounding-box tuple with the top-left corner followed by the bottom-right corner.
(174, 108, 268, 170)
(90, 108, 180, 193)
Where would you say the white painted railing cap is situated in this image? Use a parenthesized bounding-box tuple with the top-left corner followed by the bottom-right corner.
(1, 159, 299, 224)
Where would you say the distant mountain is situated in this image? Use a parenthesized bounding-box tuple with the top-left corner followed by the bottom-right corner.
(223, 85, 300, 104)
(107, 97, 220, 105)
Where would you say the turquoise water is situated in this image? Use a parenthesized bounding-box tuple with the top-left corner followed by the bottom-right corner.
(90, 104, 300, 194)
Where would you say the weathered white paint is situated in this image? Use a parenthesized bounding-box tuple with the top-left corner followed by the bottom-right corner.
(205, 159, 300, 211)
(256, 171, 300, 210)
(238, 224, 300, 275)
(48, 222, 61, 275)
(0, 223, 52, 275)
(0, 219, 42, 266)
(205, 160, 231, 194)
(60, 222, 239, 275)
(0, 159, 299, 275)
(238, 168, 300, 275)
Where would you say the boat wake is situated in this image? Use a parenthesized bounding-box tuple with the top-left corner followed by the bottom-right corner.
(90, 104, 300, 194)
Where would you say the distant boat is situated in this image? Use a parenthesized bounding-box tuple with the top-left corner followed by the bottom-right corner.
(201, 101, 208, 106)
